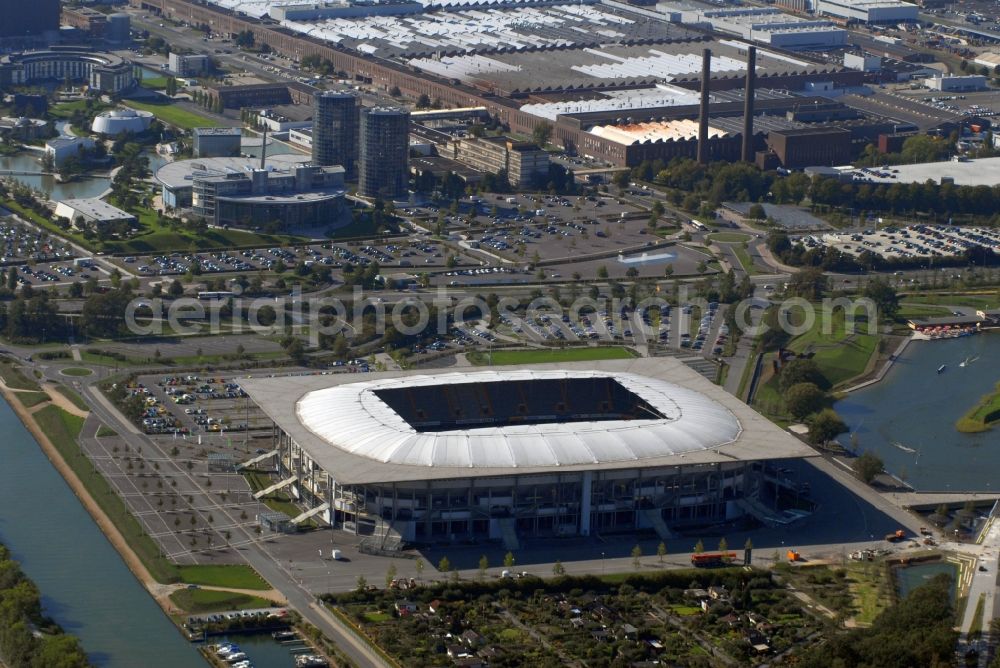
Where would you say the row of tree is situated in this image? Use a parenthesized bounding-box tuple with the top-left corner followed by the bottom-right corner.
(0, 543, 91, 668)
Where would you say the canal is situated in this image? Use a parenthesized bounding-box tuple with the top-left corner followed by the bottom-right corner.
(836, 333, 1000, 491)
(0, 397, 203, 668)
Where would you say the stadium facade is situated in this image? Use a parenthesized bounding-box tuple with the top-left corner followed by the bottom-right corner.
(242, 359, 815, 549)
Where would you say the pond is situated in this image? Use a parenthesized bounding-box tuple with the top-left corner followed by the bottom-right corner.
(894, 560, 958, 600)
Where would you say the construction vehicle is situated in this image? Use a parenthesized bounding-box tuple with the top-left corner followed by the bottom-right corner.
(885, 529, 906, 542)
(786, 550, 800, 563)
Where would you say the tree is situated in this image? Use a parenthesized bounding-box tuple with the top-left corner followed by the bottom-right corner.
(693, 539, 704, 554)
(596, 265, 609, 279)
(787, 266, 828, 300)
(552, 560, 566, 576)
(416, 93, 431, 109)
(356, 575, 367, 591)
(631, 544, 642, 570)
(853, 450, 884, 484)
(809, 408, 849, 446)
(168, 279, 184, 298)
(784, 382, 826, 420)
(503, 551, 515, 568)
(718, 536, 728, 553)
(779, 359, 830, 393)
(385, 562, 398, 588)
(747, 203, 766, 220)
(438, 556, 451, 574)
(532, 121, 552, 148)
(478, 554, 489, 579)
(863, 278, 900, 320)
(657, 541, 667, 563)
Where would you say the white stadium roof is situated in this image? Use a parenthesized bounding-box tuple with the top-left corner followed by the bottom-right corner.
(296, 370, 741, 468)
(241, 358, 816, 485)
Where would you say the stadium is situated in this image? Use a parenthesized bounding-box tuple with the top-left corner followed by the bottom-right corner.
(241, 358, 815, 550)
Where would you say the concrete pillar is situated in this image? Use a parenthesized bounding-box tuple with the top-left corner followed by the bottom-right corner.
(581, 470, 592, 536)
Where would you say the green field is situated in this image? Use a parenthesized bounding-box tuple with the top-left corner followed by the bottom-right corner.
(732, 244, 759, 276)
(896, 302, 951, 320)
(96, 425, 118, 438)
(140, 76, 170, 90)
(902, 293, 1000, 310)
(60, 367, 94, 377)
(956, 382, 1000, 433)
(467, 346, 637, 366)
(177, 564, 270, 590)
(0, 362, 43, 391)
(15, 391, 51, 408)
(32, 405, 181, 583)
(784, 305, 879, 388)
(169, 588, 276, 614)
(123, 100, 223, 130)
(54, 385, 89, 412)
(707, 232, 753, 243)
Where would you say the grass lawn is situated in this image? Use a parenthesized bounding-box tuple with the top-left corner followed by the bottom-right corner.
(32, 405, 181, 583)
(732, 244, 759, 275)
(140, 76, 170, 90)
(784, 304, 879, 388)
(0, 362, 42, 391)
(169, 588, 276, 614)
(243, 471, 307, 524)
(467, 346, 636, 366)
(896, 303, 950, 319)
(15, 391, 51, 408)
(363, 611, 393, 623)
(61, 367, 94, 377)
(54, 385, 89, 412)
(956, 382, 1000, 433)
(902, 293, 1000, 310)
(707, 232, 752, 243)
(96, 425, 118, 438)
(123, 100, 223, 131)
(176, 564, 270, 590)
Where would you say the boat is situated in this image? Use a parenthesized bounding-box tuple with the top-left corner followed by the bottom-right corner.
(295, 655, 329, 668)
(960, 356, 970, 367)
(231, 662, 252, 668)
(892, 441, 915, 454)
(937, 364, 947, 373)
(272, 630, 299, 641)
(225, 652, 248, 662)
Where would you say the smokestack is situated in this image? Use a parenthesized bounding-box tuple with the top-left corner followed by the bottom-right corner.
(697, 48, 711, 166)
(259, 125, 267, 170)
(742, 46, 757, 163)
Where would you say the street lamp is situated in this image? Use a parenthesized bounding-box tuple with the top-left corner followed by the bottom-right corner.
(601, 551, 606, 574)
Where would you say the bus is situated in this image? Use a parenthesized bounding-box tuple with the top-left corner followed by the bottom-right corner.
(690, 552, 737, 568)
(688, 219, 708, 232)
(197, 291, 234, 301)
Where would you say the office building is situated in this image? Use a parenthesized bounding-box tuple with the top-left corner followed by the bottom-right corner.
(453, 136, 549, 188)
(168, 53, 209, 77)
(312, 91, 358, 178)
(192, 127, 241, 158)
(359, 106, 409, 199)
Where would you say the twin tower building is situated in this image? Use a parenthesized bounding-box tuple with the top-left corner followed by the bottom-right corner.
(312, 91, 410, 200)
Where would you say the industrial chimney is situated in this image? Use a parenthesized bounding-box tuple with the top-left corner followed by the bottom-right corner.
(697, 48, 711, 166)
(259, 124, 268, 170)
(742, 46, 757, 163)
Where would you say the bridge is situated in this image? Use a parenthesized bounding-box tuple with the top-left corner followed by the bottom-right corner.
(884, 491, 1000, 509)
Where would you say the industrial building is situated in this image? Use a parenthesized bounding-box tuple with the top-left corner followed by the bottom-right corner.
(61, 7, 108, 38)
(923, 75, 987, 92)
(192, 127, 242, 158)
(815, 0, 918, 24)
(239, 359, 815, 547)
(91, 108, 154, 135)
(0, 0, 59, 40)
(452, 137, 549, 189)
(205, 81, 316, 111)
(359, 107, 409, 199)
(765, 127, 852, 168)
(168, 53, 209, 77)
(0, 50, 135, 94)
(675, 7, 847, 50)
(54, 198, 136, 228)
(312, 91, 359, 180)
(155, 155, 346, 227)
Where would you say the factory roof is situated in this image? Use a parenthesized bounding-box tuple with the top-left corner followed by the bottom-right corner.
(241, 358, 816, 484)
(55, 198, 134, 222)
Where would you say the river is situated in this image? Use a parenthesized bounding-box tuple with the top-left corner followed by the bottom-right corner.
(0, 397, 202, 668)
(836, 333, 1000, 492)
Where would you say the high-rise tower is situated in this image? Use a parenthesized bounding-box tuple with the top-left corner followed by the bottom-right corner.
(359, 106, 410, 199)
(312, 91, 359, 180)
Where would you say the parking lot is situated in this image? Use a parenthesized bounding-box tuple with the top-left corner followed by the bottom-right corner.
(809, 224, 1000, 261)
